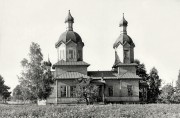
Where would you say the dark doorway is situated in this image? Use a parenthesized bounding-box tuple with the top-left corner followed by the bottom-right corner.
(97, 85, 103, 102)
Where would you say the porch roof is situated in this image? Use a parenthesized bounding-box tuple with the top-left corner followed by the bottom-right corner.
(116, 72, 141, 79)
(88, 71, 141, 79)
(56, 72, 89, 79)
(88, 71, 117, 78)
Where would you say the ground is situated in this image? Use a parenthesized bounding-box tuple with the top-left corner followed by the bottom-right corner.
(1, 104, 180, 118)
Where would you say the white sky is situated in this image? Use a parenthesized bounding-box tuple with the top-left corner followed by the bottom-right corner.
(0, 0, 180, 91)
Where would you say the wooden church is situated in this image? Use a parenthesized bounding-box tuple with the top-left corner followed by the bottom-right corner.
(46, 11, 143, 104)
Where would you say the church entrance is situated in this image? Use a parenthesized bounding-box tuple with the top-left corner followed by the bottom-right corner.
(91, 79, 105, 103)
(97, 85, 103, 102)
(97, 85, 105, 102)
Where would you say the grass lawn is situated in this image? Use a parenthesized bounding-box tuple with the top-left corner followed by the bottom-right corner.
(0, 104, 180, 118)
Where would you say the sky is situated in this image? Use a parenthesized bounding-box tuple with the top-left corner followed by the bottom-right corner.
(0, 0, 180, 91)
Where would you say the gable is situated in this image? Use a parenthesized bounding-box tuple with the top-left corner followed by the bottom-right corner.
(66, 39, 77, 47)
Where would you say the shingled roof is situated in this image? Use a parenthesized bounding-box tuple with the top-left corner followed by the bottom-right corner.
(88, 71, 117, 78)
(88, 71, 141, 79)
(53, 60, 90, 68)
(56, 72, 89, 79)
(115, 72, 141, 79)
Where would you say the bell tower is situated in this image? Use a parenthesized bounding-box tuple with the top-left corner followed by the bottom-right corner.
(113, 13, 135, 65)
(113, 14, 137, 74)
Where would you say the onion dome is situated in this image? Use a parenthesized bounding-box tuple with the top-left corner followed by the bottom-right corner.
(113, 34, 134, 48)
(65, 10, 74, 23)
(119, 13, 128, 27)
(113, 13, 134, 48)
(55, 10, 84, 48)
(55, 31, 84, 48)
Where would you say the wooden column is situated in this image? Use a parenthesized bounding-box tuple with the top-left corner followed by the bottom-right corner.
(56, 80, 58, 104)
(102, 84, 105, 103)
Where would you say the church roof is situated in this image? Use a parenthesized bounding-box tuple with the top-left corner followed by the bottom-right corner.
(113, 33, 135, 48)
(113, 51, 122, 67)
(56, 72, 89, 79)
(88, 71, 117, 78)
(55, 31, 84, 48)
(53, 60, 90, 68)
(116, 72, 141, 79)
(88, 71, 141, 79)
(115, 63, 138, 66)
(55, 10, 84, 48)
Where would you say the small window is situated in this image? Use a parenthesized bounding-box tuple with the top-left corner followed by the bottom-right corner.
(60, 86, 67, 97)
(108, 86, 113, 97)
(124, 50, 129, 63)
(69, 50, 74, 59)
(70, 86, 76, 97)
(127, 85, 133, 96)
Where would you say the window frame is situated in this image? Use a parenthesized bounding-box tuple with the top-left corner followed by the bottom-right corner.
(70, 86, 76, 98)
(127, 85, 133, 96)
(60, 85, 67, 97)
(69, 49, 74, 59)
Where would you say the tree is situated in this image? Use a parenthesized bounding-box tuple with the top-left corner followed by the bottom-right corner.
(75, 77, 99, 105)
(12, 85, 23, 101)
(170, 90, 180, 103)
(36, 63, 54, 100)
(170, 70, 180, 103)
(158, 84, 174, 103)
(176, 70, 180, 90)
(134, 59, 148, 81)
(134, 59, 149, 102)
(148, 67, 161, 103)
(0, 75, 11, 102)
(18, 42, 54, 102)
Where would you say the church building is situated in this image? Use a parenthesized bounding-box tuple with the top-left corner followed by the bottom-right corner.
(47, 11, 142, 104)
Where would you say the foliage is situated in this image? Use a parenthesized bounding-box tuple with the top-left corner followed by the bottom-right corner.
(176, 70, 180, 90)
(18, 42, 54, 102)
(134, 59, 148, 81)
(0, 75, 11, 102)
(13, 85, 22, 100)
(134, 59, 149, 102)
(75, 77, 99, 105)
(170, 90, 180, 103)
(170, 70, 180, 103)
(2, 104, 180, 117)
(158, 69, 180, 104)
(148, 67, 162, 103)
(158, 84, 174, 103)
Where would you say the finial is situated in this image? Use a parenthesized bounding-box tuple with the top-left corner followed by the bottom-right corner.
(65, 10, 74, 23)
(119, 13, 128, 27)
